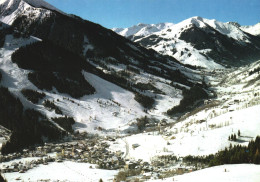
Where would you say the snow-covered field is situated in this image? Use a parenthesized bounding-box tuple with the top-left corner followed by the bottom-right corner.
(150, 164, 260, 182)
(3, 161, 118, 182)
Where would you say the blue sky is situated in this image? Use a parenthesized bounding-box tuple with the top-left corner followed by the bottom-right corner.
(45, 0, 260, 28)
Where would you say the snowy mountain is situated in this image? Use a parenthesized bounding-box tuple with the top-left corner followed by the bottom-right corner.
(241, 23, 260, 36)
(113, 17, 260, 69)
(0, 0, 63, 25)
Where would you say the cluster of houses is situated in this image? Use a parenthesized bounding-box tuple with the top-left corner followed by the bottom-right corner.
(0, 157, 55, 173)
(0, 133, 153, 176)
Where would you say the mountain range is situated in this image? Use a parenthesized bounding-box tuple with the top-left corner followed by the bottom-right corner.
(113, 17, 260, 69)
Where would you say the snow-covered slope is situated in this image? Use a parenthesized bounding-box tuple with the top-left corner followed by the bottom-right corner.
(241, 23, 260, 36)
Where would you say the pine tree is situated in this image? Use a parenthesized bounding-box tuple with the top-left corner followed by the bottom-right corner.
(0, 173, 7, 182)
(253, 149, 260, 164)
(231, 134, 234, 141)
(238, 130, 241, 137)
(234, 134, 237, 141)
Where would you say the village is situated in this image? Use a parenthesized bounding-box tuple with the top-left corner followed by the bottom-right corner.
(0, 130, 202, 181)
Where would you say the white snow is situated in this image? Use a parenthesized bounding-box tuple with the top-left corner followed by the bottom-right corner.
(3, 161, 118, 182)
(151, 38, 224, 69)
(69, 71, 145, 133)
(150, 164, 260, 182)
(241, 23, 260, 36)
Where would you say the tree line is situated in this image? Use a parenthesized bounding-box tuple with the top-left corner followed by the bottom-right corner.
(183, 136, 260, 166)
(167, 85, 208, 115)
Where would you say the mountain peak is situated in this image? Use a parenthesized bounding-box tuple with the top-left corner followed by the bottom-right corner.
(0, 0, 63, 14)
(227, 21, 241, 28)
(0, 0, 64, 25)
(190, 16, 204, 21)
(137, 23, 147, 27)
